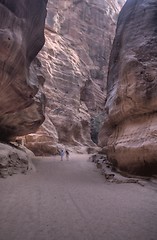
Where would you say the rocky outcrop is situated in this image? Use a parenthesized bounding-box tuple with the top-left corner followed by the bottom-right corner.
(99, 0, 157, 175)
(25, 0, 125, 155)
(0, 143, 34, 178)
(0, 0, 47, 177)
(0, 0, 47, 141)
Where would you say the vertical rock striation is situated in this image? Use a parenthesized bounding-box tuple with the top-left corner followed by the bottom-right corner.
(99, 0, 157, 175)
(26, 0, 125, 154)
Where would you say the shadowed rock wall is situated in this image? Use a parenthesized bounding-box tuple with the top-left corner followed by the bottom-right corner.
(0, 0, 48, 177)
(25, 0, 125, 155)
(99, 0, 157, 175)
(0, 0, 47, 141)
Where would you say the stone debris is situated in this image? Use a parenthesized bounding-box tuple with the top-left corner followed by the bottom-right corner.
(89, 154, 148, 186)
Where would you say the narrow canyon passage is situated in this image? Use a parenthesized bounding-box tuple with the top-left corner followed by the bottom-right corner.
(0, 154, 157, 240)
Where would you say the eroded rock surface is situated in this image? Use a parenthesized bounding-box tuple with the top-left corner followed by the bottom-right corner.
(99, 0, 157, 175)
(0, 0, 47, 176)
(0, 142, 34, 178)
(0, 0, 47, 141)
(26, 0, 125, 155)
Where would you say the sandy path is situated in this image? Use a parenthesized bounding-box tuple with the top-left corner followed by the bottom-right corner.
(0, 153, 157, 240)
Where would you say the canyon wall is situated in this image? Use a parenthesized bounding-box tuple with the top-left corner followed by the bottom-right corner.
(26, 0, 125, 155)
(99, 0, 157, 175)
(0, 0, 47, 141)
(0, 0, 47, 176)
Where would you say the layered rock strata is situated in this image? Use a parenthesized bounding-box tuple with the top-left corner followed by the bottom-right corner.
(0, 0, 47, 141)
(99, 0, 157, 175)
(26, 0, 125, 154)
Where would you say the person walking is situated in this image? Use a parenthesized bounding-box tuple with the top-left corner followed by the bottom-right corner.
(65, 150, 69, 161)
(60, 149, 64, 161)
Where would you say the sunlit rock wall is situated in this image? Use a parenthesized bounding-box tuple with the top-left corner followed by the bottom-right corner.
(26, 0, 125, 155)
(99, 0, 157, 175)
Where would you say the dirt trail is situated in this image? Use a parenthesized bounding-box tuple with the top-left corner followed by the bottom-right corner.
(0, 153, 157, 240)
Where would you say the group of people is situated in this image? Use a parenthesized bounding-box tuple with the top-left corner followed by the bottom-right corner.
(59, 149, 69, 161)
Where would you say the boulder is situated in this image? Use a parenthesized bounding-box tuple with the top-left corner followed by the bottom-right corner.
(0, 142, 34, 178)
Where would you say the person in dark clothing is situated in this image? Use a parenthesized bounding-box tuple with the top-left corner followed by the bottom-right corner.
(65, 150, 69, 160)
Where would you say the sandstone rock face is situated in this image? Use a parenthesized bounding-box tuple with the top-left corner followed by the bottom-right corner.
(26, 0, 125, 154)
(0, 0, 47, 141)
(0, 143, 34, 178)
(99, 0, 157, 175)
